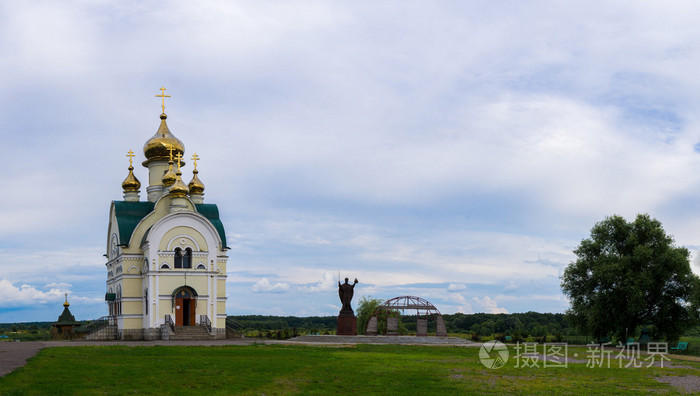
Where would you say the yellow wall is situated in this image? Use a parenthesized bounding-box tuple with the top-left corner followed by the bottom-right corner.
(157, 276, 208, 296)
(217, 279, 226, 298)
(216, 260, 226, 273)
(123, 318, 141, 328)
(159, 226, 208, 251)
(121, 278, 142, 297)
(122, 300, 142, 315)
(159, 299, 172, 316)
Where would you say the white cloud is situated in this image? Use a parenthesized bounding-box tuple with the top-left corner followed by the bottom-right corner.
(447, 283, 467, 292)
(0, 248, 103, 286)
(0, 279, 70, 307)
(472, 296, 508, 314)
(496, 294, 566, 303)
(45, 282, 72, 290)
(504, 281, 518, 292)
(251, 278, 290, 293)
(301, 272, 337, 292)
(446, 292, 474, 314)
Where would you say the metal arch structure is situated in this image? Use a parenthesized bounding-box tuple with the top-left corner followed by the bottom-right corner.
(379, 296, 442, 316)
(366, 296, 447, 337)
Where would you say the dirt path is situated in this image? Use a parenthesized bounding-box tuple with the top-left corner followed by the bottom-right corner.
(0, 342, 46, 377)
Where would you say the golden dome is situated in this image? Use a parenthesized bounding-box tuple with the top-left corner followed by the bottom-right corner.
(162, 160, 177, 188)
(121, 165, 141, 192)
(169, 171, 189, 198)
(188, 169, 205, 195)
(142, 114, 185, 166)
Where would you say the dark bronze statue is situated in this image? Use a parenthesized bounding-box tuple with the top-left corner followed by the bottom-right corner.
(338, 277, 359, 315)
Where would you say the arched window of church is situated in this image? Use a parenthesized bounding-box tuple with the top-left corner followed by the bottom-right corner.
(116, 286, 122, 316)
(183, 248, 192, 269)
(174, 247, 183, 268)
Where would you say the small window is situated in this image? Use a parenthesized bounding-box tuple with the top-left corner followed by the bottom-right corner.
(174, 248, 183, 268)
(161, 263, 170, 269)
(183, 248, 192, 269)
(196, 264, 206, 270)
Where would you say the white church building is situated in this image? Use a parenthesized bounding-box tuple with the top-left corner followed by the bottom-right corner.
(104, 89, 229, 340)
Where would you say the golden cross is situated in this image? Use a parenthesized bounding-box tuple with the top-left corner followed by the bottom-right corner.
(191, 153, 200, 171)
(167, 146, 176, 162)
(174, 152, 183, 172)
(155, 86, 171, 113)
(126, 150, 135, 167)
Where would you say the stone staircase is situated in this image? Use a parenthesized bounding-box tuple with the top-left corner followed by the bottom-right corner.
(170, 325, 215, 341)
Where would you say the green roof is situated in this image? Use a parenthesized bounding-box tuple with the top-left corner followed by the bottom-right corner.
(113, 201, 227, 249)
(53, 306, 80, 326)
(196, 203, 228, 249)
(113, 201, 155, 246)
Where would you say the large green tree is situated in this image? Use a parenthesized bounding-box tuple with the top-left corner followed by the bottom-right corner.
(561, 214, 700, 341)
(356, 296, 383, 335)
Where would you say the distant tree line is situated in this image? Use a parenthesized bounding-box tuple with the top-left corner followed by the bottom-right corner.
(0, 322, 53, 333)
(226, 312, 574, 337)
(226, 315, 336, 333)
(0, 322, 55, 341)
(443, 312, 570, 337)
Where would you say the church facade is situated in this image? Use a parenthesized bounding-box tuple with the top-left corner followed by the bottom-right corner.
(105, 90, 228, 340)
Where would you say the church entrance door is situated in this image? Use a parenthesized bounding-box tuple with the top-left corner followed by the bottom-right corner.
(174, 289, 196, 326)
(175, 298, 196, 326)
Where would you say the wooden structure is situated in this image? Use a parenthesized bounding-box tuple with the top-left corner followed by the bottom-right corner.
(51, 294, 82, 340)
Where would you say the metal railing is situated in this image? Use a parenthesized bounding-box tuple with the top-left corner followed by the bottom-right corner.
(165, 314, 175, 332)
(80, 315, 116, 334)
(228, 319, 245, 331)
(225, 319, 245, 338)
(200, 315, 212, 333)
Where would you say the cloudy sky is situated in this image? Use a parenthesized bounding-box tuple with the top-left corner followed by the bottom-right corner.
(4, 1, 700, 322)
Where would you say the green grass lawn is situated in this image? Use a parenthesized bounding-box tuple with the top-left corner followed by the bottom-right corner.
(0, 344, 698, 395)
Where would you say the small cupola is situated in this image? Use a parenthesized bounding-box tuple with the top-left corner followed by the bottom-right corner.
(121, 150, 141, 201)
(169, 152, 189, 199)
(188, 153, 205, 204)
(161, 148, 177, 191)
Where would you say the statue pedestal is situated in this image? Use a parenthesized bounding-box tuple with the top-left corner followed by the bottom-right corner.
(337, 314, 357, 336)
